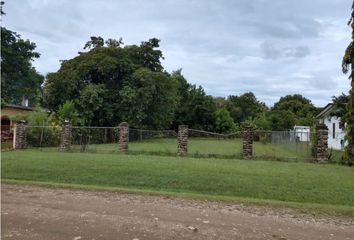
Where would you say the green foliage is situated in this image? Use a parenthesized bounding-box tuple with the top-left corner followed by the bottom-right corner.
(171, 70, 216, 130)
(119, 68, 178, 128)
(26, 110, 48, 126)
(226, 92, 267, 124)
(83, 36, 105, 49)
(213, 108, 238, 133)
(76, 84, 107, 126)
(244, 112, 272, 131)
(268, 94, 317, 130)
(332, 94, 348, 117)
(332, 94, 348, 129)
(213, 97, 227, 109)
(42, 36, 320, 132)
(342, 87, 354, 166)
(267, 110, 296, 131)
(25, 110, 60, 147)
(342, 2, 354, 166)
(57, 100, 82, 125)
(44, 37, 177, 128)
(1, 27, 44, 105)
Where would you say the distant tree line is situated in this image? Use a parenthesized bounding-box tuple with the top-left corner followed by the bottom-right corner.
(1, 0, 352, 165)
(42, 36, 323, 131)
(0, 1, 330, 133)
(0, 4, 325, 131)
(1, 32, 325, 131)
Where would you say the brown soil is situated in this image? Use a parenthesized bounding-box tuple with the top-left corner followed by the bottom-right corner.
(1, 184, 353, 240)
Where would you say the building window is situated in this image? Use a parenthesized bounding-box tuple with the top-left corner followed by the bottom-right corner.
(333, 123, 335, 139)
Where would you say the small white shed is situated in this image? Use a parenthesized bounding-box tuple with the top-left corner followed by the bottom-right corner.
(293, 126, 311, 142)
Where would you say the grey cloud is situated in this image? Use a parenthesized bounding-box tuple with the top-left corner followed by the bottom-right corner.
(292, 46, 311, 58)
(308, 75, 338, 90)
(260, 41, 282, 59)
(245, 19, 322, 39)
(261, 41, 310, 59)
(284, 46, 311, 58)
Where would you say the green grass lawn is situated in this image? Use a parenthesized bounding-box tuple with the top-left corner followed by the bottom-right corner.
(73, 138, 312, 161)
(2, 150, 354, 215)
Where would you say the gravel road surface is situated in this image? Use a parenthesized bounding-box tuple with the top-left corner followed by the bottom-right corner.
(1, 184, 353, 240)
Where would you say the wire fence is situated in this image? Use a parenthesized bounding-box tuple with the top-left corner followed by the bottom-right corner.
(253, 130, 314, 161)
(71, 126, 119, 153)
(26, 126, 61, 149)
(128, 128, 178, 155)
(22, 125, 318, 161)
(187, 129, 243, 158)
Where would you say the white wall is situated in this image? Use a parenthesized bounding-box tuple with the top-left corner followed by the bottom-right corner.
(321, 116, 345, 150)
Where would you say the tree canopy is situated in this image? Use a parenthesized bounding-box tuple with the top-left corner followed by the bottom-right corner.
(44, 37, 178, 128)
(268, 94, 318, 130)
(226, 92, 267, 124)
(43, 36, 321, 132)
(341, 1, 354, 166)
(1, 27, 44, 106)
(213, 108, 238, 133)
(171, 70, 216, 131)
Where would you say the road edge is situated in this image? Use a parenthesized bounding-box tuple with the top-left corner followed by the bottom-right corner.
(2, 178, 354, 218)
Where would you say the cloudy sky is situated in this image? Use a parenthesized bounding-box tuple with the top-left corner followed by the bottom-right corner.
(3, 0, 352, 106)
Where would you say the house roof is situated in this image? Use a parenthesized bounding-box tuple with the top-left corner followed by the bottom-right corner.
(316, 103, 335, 119)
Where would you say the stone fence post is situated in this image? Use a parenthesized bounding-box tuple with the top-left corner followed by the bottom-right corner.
(60, 120, 72, 151)
(119, 122, 129, 154)
(14, 120, 27, 149)
(177, 125, 188, 156)
(316, 124, 329, 163)
(242, 126, 254, 159)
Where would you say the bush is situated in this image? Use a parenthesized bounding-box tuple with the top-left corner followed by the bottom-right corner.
(26, 127, 60, 148)
(25, 110, 61, 148)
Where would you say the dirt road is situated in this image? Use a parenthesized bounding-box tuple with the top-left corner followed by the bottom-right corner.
(1, 184, 353, 240)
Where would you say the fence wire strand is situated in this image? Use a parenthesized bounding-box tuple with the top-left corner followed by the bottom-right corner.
(22, 125, 317, 161)
(71, 127, 119, 153)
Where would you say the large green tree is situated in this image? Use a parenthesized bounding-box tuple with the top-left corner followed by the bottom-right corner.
(1, 26, 44, 105)
(119, 68, 178, 128)
(267, 110, 297, 131)
(44, 37, 178, 128)
(225, 92, 267, 124)
(341, 1, 354, 166)
(171, 70, 216, 130)
(268, 94, 318, 130)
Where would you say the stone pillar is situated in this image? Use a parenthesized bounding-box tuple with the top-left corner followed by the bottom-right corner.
(14, 120, 27, 149)
(316, 124, 329, 163)
(177, 125, 188, 156)
(242, 126, 253, 159)
(60, 120, 72, 151)
(119, 122, 129, 154)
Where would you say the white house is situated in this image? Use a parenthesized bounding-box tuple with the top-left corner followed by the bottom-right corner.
(316, 103, 346, 150)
